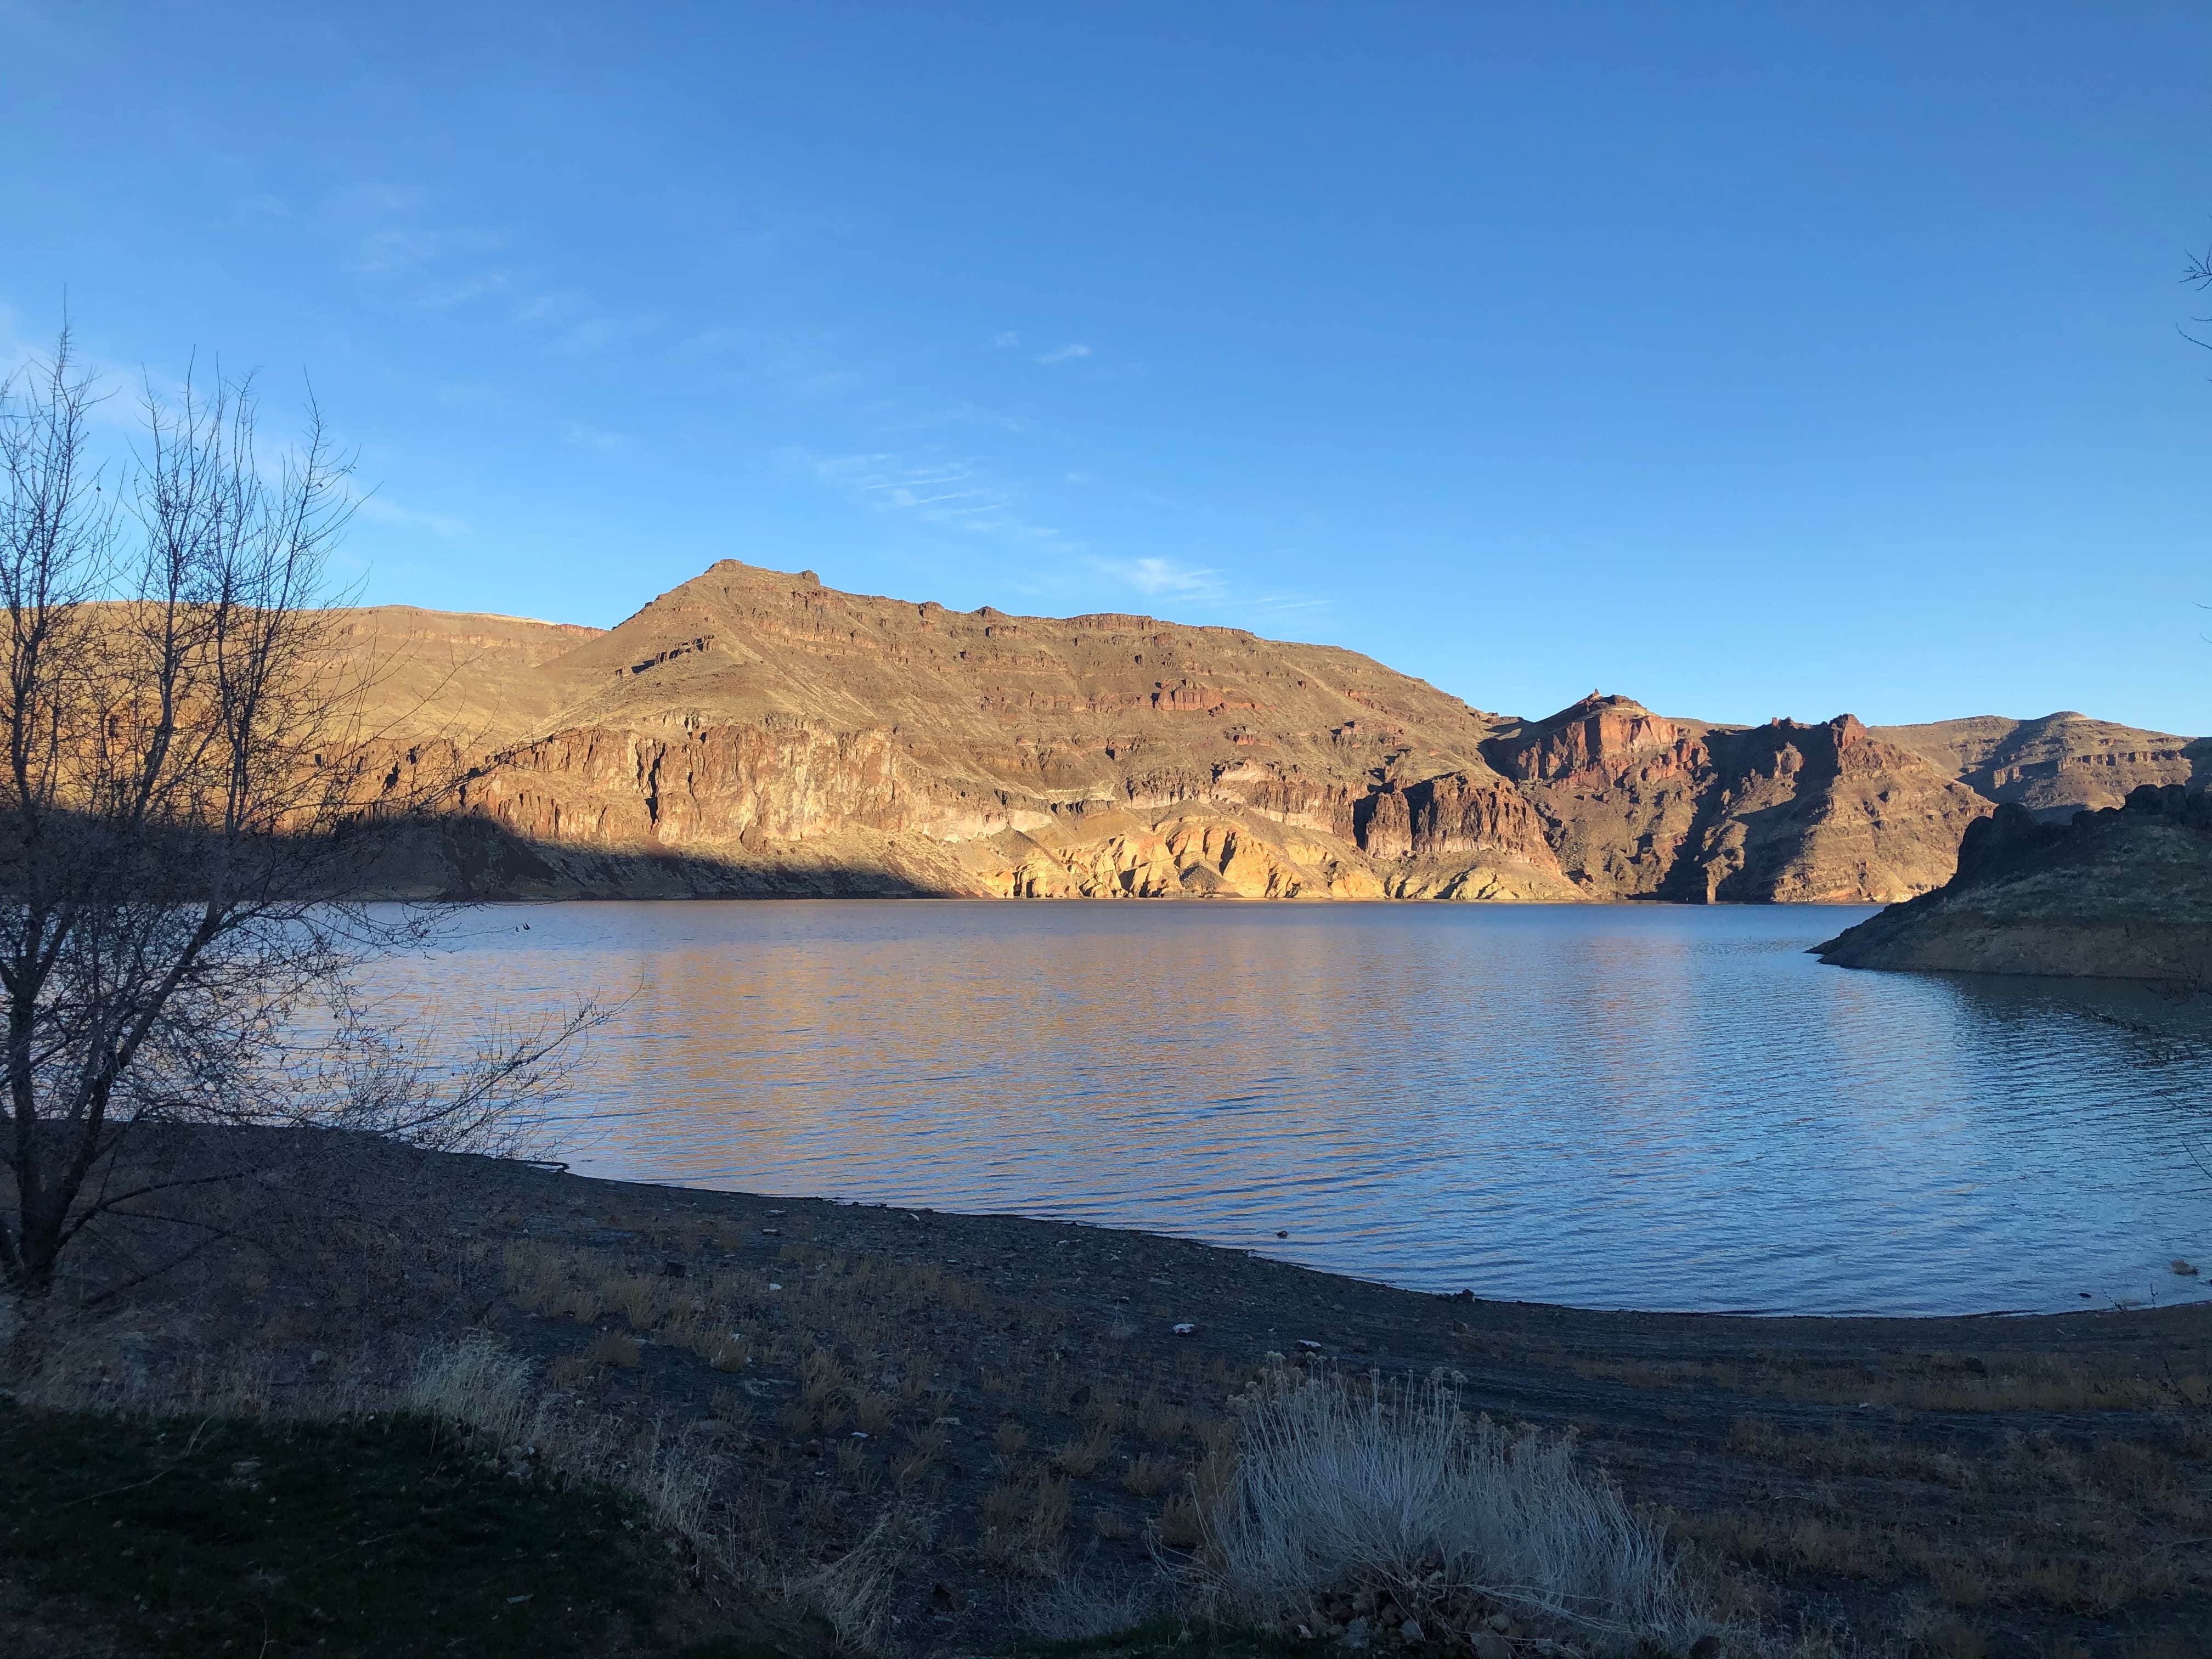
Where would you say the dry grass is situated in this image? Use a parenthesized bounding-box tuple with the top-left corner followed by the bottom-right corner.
(38, 1150, 2211, 1659)
(583, 1330, 642, 1369)
(1056, 1427, 1114, 1477)
(1194, 1364, 1709, 1654)
(1124, 1453, 1178, 1497)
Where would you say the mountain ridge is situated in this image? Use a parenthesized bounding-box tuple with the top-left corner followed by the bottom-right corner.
(337, 560, 2203, 904)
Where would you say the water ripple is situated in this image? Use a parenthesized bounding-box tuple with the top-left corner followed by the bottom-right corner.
(361, 901, 2212, 1316)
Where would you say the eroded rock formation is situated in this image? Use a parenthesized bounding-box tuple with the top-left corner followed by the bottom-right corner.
(337, 561, 2200, 906)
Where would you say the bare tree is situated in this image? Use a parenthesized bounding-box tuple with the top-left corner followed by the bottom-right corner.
(0, 328, 592, 1301)
(2188, 239, 2212, 352)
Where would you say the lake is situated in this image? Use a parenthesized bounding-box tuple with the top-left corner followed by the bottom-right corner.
(361, 900, 2212, 1317)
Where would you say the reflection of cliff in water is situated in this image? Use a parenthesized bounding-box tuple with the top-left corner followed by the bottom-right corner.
(357, 901, 2212, 1319)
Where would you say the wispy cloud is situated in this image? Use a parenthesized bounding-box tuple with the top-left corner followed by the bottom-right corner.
(562, 421, 631, 452)
(991, 330, 1020, 348)
(351, 490, 468, 539)
(684, 324, 759, 355)
(1088, 555, 1223, 600)
(800, 449, 1062, 544)
(347, 223, 506, 279)
(1034, 342, 1092, 365)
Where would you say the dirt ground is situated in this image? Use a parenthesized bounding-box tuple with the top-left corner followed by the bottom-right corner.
(11, 1139, 2211, 1658)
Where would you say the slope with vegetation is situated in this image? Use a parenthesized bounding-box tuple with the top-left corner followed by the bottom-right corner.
(8, 1142, 2209, 1658)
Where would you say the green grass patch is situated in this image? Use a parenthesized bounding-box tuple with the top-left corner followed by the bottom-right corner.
(0, 1399, 718, 1657)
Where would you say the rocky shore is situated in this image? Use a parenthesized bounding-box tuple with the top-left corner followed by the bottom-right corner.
(1816, 783, 2212, 980)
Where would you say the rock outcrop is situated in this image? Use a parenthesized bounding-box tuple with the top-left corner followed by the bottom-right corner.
(1480, 695, 1993, 902)
(335, 561, 2199, 906)
(353, 561, 1587, 901)
(1816, 786, 2212, 980)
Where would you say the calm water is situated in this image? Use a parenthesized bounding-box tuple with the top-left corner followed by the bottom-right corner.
(360, 901, 2212, 1317)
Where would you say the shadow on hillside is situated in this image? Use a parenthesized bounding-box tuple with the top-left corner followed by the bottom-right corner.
(371, 817, 964, 901)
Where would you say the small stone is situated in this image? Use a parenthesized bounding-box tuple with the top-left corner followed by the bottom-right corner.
(1276, 1230, 1289, 1238)
(1400, 1619, 1425, 1644)
(1297, 1339, 1324, 1352)
(2173, 1259, 2200, 1277)
(1472, 1634, 1510, 1659)
(1487, 1612, 1513, 1633)
(1172, 1322, 1197, 1336)
(1341, 1617, 1372, 1651)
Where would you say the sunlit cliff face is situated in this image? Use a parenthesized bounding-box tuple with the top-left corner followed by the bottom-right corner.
(320, 562, 2192, 906)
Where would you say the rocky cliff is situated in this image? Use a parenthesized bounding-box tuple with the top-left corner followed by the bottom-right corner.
(1815, 786, 2212, 980)
(1479, 695, 1995, 902)
(339, 561, 2200, 906)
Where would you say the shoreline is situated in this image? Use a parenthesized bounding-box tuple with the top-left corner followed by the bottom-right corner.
(25, 1135, 2212, 1655)
(530, 1153, 2212, 1325)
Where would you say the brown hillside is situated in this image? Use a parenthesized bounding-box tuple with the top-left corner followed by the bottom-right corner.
(1872, 710, 2202, 817)
(329, 561, 2197, 905)
(356, 561, 1579, 901)
(1481, 695, 1993, 902)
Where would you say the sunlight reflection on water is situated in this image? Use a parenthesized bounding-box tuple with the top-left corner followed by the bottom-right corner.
(358, 900, 2212, 1317)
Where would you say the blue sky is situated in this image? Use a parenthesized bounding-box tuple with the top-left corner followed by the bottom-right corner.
(4, 3, 2208, 732)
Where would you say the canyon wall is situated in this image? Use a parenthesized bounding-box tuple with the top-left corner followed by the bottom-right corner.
(341, 561, 2200, 905)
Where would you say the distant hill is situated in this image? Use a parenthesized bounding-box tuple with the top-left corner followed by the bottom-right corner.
(1871, 712, 2203, 817)
(331, 560, 2200, 904)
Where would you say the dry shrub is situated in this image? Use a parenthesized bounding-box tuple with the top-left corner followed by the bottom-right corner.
(1158, 1492, 1204, 1549)
(405, 1330, 535, 1443)
(782, 1514, 907, 1651)
(583, 1330, 642, 1369)
(1791, 1519, 1873, 1578)
(1056, 1429, 1113, 1477)
(836, 1439, 871, 1481)
(563, 1283, 603, 1324)
(1017, 1567, 1169, 1641)
(1124, 1453, 1177, 1497)
(1138, 1390, 1191, 1445)
(1194, 1364, 1708, 1654)
(501, 1242, 569, 1314)
(1030, 1471, 1071, 1538)
(995, 1420, 1029, 1458)
(802, 1348, 846, 1409)
(706, 1333, 752, 1373)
